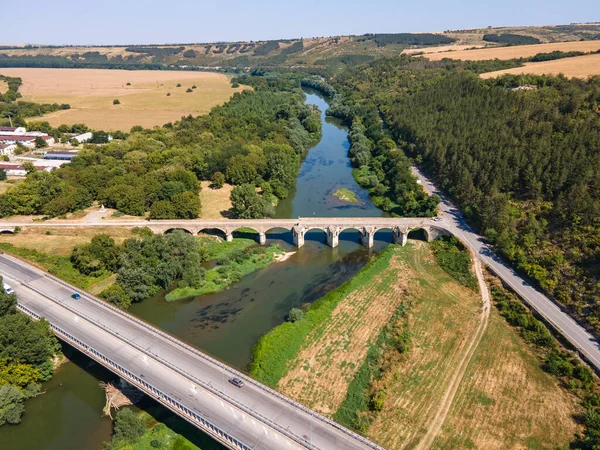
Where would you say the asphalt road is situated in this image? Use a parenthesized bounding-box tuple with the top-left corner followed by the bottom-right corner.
(0, 254, 382, 450)
(411, 167, 600, 371)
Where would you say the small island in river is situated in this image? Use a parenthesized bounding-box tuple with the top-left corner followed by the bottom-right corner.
(331, 188, 360, 204)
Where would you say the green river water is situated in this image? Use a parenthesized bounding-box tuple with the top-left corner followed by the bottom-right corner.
(0, 91, 391, 449)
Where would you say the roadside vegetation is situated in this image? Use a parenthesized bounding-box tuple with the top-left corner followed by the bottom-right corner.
(332, 55, 600, 336)
(0, 278, 60, 426)
(430, 236, 478, 291)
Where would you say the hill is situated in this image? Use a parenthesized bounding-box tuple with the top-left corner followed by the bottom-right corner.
(0, 23, 598, 73)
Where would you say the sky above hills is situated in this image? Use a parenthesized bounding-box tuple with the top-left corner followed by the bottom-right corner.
(3, 0, 599, 45)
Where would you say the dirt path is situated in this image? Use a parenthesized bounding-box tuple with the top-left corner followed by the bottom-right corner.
(415, 255, 491, 450)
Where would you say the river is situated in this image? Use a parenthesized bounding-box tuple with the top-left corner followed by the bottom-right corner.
(1, 90, 388, 449)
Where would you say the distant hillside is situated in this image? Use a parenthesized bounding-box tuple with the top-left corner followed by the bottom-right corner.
(0, 23, 598, 73)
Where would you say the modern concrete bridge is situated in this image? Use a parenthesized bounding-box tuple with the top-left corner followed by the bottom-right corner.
(0, 253, 383, 450)
(0, 217, 450, 248)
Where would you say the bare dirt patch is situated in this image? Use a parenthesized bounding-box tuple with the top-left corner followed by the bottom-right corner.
(0, 68, 247, 130)
(278, 251, 416, 415)
(425, 40, 600, 61)
(480, 52, 600, 79)
(199, 181, 234, 219)
(0, 79, 8, 94)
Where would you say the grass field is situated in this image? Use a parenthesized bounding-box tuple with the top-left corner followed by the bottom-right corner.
(0, 226, 135, 256)
(331, 188, 359, 204)
(425, 40, 600, 61)
(432, 305, 580, 449)
(0, 68, 247, 130)
(198, 181, 233, 218)
(277, 246, 415, 414)
(363, 243, 483, 448)
(480, 52, 600, 79)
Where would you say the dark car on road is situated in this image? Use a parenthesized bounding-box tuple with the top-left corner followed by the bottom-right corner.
(228, 377, 244, 388)
(71, 293, 81, 300)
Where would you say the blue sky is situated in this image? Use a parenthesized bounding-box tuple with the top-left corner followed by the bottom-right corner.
(2, 0, 599, 45)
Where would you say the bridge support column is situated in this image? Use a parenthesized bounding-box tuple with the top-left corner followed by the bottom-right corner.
(360, 227, 374, 248)
(225, 233, 233, 242)
(393, 228, 408, 246)
(293, 226, 305, 248)
(258, 232, 266, 246)
(326, 226, 340, 248)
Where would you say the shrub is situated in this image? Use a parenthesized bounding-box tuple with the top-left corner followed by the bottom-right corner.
(186, 88, 192, 93)
(287, 308, 304, 323)
(211, 171, 225, 189)
(113, 408, 145, 442)
(113, 99, 120, 105)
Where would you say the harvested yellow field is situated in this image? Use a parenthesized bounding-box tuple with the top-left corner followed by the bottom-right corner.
(402, 44, 484, 55)
(481, 53, 600, 79)
(426, 40, 600, 61)
(278, 250, 417, 415)
(366, 244, 483, 449)
(198, 181, 234, 219)
(432, 307, 580, 449)
(0, 227, 135, 256)
(0, 68, 247, 131)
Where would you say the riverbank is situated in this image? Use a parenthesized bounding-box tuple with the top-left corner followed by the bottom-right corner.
(165, 243, 285, 301)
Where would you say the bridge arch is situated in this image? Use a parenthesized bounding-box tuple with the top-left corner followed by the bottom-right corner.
(373, 227, 394, 244)
(338, 227, 362, 244)
(165, 228, 193, 235)
(264, 227, 294, 246)
(198, 228, 227, 239)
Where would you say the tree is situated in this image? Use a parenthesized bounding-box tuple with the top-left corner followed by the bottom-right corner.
(113, 99, 120, 105)
(211, 171, 225, 189)
(230, 184, 273, 219)
(113, 408, 145, 442)
(101, 284, 131, 309)
(171, 191, 201, 219)
(22, 161, 36, 174)
(0, 384, 25, 425)
(0, 169, 6, 181)
(0, 277, 17, 316)
(287, 308, 304, 323)
(34, 136, 47, 149)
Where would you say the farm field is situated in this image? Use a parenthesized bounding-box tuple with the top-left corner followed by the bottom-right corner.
(0, 68, 247, 130)
(252, 241, 581, 449)
(480, 52, 600, 79)
(425, 40, 600, 61)
(431, 303, 580, 450)
(0, 226, 135, 257)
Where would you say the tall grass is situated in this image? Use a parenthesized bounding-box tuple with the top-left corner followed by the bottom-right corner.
(249, 246, 397, 387)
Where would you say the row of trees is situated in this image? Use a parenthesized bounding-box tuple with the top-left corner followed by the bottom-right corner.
(0, 278, 59, 426)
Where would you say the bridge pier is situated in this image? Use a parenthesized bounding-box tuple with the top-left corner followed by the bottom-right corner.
(257, 233, 266, 246)
(225, 233, 233, 242)
(326, 226, 340, 248)
(393, 228, 408, 246)
(360, 227, 374, 248)
(293, 225, 305, 248)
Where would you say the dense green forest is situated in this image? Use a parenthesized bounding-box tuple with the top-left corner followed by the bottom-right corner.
(482, 33, 541, 45)
(333, 57, 600, 332)
(0, 75, 70, 127)
(0, 83, 321, 219)
(0, 279, 60, 426)
(363, 33, 455, 46)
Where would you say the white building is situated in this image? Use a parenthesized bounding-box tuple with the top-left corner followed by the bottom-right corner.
(0, 163, 53, 177)
(0, 127, 27, 135)
(0, 143, 17, 156)
(71, 132, 93, 144)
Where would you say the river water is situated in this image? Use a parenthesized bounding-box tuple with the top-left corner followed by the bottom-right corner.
(1, 91, 388, 449)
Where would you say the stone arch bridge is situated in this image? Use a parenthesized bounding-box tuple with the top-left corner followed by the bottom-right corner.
(1, 217, 451, 248)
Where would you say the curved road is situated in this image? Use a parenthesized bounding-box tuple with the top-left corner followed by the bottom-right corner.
(411, 166, 600, 371)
